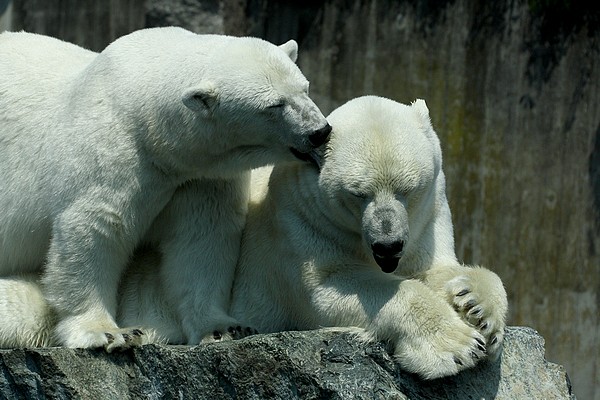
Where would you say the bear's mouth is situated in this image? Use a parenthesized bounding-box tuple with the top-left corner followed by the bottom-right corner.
(290, 148, 322, 170)
(373, 254, 400, 273)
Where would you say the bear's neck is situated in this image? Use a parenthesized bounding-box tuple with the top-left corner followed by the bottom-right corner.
(271, 165, 365, 259)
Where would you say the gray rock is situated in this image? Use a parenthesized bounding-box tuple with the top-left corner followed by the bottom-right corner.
(0, 326, 574, 399)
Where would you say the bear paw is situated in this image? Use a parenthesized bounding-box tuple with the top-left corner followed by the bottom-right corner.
(104, 328, 148, 352)
(394, 315, 487, 379)
(445, 271, 507, 359)
(56, 318, 148, 352)
(201, 325, 258, 344)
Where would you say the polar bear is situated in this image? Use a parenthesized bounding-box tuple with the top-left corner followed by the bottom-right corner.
(229, 96, 508, 379)
(0, 95, 507, 379)
(0, 27, 330, 351)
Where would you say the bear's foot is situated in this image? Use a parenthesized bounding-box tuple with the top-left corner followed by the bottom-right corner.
(103, 327, 148, 352)
(393, 315, 487, 380)
(445, 271, 507, 359)
(202, 325, 259, 343)
(55, 316, 148, 351)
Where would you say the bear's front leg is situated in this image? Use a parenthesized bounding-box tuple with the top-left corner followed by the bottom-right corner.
(151, 177, 256, 344)
(43, 203, 148, 351)
(422, 264, 508, 359)
(311, 266, 487, 379)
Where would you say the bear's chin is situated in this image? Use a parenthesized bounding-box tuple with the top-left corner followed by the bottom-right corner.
(290, 148, 322, 170)
(373, 255, 400, 273)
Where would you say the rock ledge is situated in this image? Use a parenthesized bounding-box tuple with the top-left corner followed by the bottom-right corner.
(0, 326, 574, 399)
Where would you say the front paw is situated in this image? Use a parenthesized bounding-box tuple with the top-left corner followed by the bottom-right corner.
(56, 318, 148, 352)
(201, 325, 258, 343)
(394, 314, 487, 379)
(445, 269, 507, 358)
(104, 327, 148, 352)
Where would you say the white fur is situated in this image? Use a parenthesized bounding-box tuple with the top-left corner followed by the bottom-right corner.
(0, 95, 507, 379)
(0, 27, 329, 350)
(229, 96, 508, 379)
(0, 274, 56, 348)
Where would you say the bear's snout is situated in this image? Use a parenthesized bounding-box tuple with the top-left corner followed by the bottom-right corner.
(371, 240, 404, 273)
(308, 124, 332, 147)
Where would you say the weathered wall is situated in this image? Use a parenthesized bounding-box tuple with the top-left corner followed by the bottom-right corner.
(2, 1, 598, 398)
(0, 0, 11, 32)
(9, 0, 146, 51)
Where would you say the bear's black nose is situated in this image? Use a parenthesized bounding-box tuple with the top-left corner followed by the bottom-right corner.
(371, 240, 404, 258)
(371, 241, 404, 273)
(309, 124, 332, 147)
(373, 255, 400, 273)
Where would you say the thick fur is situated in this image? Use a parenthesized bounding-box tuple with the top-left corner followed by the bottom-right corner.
(0, 27, 329, 350)
(229, 96, 508, 379)
(0, 274, 56, 348)
(0, 95, 507, 380)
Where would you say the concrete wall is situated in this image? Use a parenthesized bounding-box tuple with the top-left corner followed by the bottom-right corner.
(0, 0, 11, 32)
(8, 0, 145, 50)
(5, 1, 599, 398)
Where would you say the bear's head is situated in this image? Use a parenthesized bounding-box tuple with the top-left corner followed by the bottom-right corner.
(318, 96, 452, 274)
(99, 29, 330, 178)
(178, 36, 331, 175)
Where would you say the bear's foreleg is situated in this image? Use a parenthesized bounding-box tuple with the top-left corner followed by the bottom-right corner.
(151, 177, 256, 344)
(308, 264, 487, 379)
(42, 202, 147, 351)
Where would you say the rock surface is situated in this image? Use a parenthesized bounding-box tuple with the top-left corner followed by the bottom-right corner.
(0, 326, 574, 399)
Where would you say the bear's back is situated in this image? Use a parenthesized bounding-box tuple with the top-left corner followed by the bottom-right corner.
(0, 31, 96, 82)
(0, 31, 97, 120)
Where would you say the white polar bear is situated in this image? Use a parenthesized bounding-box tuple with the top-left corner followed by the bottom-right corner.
(0, 95, 507, 380)
(0, 27, 331, 350)
(229, 96, 508, 379)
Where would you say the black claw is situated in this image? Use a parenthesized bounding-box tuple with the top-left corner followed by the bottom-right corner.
(475, 337, 485, 346)
(123, 334, 131, 342)
(477, 343, 487, 353)
(105, 333, 115, 343)
(454, 356, 463, 366)
(228, 327, 236, 334)
(469, 306, 482, 316)
(471, 351, 480, 359)
(236, 326, 242, 332)
(491, 336, 498, 345)
(479, 321, 489, 330)
(132, 329, 144, 336)
(464, 299, 477, 310)
(213, 330, 222, 340)
(456, 289, 470, 297)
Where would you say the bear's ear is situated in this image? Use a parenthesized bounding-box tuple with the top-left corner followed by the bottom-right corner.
(412, 99, 442, 158)
(411, 99, 432, 128)
(279, 40, 298, 63)
(182, 82, 218, 114)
